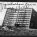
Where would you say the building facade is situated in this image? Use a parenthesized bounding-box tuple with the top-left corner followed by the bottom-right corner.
(2, 8, 32, 29)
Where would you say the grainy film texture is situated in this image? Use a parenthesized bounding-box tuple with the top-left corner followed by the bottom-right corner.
(0, 2, 37, 36)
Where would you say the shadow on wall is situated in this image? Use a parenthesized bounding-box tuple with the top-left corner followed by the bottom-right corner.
(29, 8, 37, 29)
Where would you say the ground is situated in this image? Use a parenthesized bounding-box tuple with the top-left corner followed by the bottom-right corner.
(0, 26, 37, 36)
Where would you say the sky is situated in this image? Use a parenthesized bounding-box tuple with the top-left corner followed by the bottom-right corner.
(0, 2, 37, 11)
(2, 2, 37, 12)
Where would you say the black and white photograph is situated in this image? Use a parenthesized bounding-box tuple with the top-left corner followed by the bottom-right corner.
(0, 2, 37, 36)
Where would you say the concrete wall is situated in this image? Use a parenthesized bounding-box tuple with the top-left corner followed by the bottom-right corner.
(0, 9, 7, 26)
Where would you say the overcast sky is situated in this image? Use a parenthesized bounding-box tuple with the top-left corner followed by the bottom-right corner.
(0, 2, 37, 12)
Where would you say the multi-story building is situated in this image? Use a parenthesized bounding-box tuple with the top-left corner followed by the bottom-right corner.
(2, 7, 32, 29)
